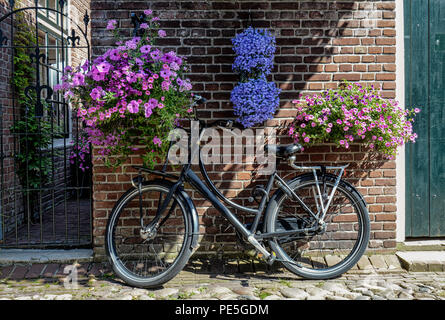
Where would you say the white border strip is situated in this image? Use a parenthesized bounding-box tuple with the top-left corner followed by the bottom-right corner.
(395, 0, 406, 242)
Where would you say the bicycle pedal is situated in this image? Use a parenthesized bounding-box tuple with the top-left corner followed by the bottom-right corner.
(256, 250, 273, 261)
(267, 251, 277, 265)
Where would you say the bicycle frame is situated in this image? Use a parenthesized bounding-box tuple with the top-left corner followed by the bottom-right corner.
(134, 120, 349, 262)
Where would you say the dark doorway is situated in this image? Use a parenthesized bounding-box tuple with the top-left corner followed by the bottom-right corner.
(405, 0, 445, 237)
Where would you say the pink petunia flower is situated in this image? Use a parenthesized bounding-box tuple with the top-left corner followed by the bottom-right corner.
(153, 136, 162, 146)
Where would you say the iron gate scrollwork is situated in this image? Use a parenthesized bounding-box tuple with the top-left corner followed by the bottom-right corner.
(0, 0, 92, 248)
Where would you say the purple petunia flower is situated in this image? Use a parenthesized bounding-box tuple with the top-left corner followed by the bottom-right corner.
(148, 98, 158, 108)
(96, 62, 111, 73)
(81, 60, 89, 72)
(127, 100, 139, 113)
(144, 104, 153, 118)
(106, 19, 117, 30)
(125, 39, 138, 50)
(72, 73, 85, 86)
(160, 69, 171, 79)
(90, 87, 103, 100)
(150, 49, 161, 60)
(140, 45, 151, 54)
(109, 49, 120, 61)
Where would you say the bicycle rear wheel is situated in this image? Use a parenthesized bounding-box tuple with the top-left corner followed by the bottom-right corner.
(105, 180, 193, 288)
(265, 174, 370, 279)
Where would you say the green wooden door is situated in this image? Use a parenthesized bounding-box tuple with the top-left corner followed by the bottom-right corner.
(405, 0, 445, 237)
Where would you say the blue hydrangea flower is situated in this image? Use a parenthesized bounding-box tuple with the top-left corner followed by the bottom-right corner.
(232, 26, 276, 76)
(231, 77, 281, 128)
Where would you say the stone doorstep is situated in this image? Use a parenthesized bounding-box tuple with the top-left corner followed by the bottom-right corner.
(396, 251, 445, 272)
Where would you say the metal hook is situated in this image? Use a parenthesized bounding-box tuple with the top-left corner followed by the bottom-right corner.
(247, 9, 254, 27)
(131, 12, 147, 37)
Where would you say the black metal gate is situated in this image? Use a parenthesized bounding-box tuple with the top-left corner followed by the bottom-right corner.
(0, 0, 92, 248)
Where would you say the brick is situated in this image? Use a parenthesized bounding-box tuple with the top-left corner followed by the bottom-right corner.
(9, 265, 29, 280)
(375, 214, 397, 221)
(333, 73, 361, 81)
(383, 64, 396, 72)
(383, 223, 396, 230)
(384, 204, 397, 212)
(332, 38, 360, 46)
(25, 264, 45, 279)
(368, 47, 383, 54)
(377, 20, 395, 28)
(374, 231, 396, 239)
(376, 38, 396, 45)
(369, 204, 383, 212)
(376, 55, 396, 63)
(0, 265, 14, 279)
(376, 196, 396, 203)
(271, 2, 299, 10)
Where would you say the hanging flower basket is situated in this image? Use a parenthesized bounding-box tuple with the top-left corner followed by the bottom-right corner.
(287, 81, 420, 159)
(56, 10, 193, 168)
(230, 26, 281, 128)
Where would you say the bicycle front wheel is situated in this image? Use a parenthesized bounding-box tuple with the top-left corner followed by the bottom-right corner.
(105, 180, 193, 288)
(265, 174, 370, 280)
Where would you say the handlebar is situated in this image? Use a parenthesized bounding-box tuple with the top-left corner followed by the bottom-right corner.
(204, 119, 244, 131)
(192, 94, 207, 105)
(189, 94, 244, 131)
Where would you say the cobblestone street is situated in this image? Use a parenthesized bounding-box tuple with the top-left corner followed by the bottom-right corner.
(0, 256, 445, 300)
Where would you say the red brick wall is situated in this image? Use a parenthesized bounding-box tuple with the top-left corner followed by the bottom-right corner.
(90, 0, 398, 259)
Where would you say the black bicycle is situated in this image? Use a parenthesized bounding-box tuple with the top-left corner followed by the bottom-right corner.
(105, 96, 370, 288)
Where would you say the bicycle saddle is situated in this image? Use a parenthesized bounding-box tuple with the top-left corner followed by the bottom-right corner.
(193, 95, 207, 105)
(265, 143, 302, 158)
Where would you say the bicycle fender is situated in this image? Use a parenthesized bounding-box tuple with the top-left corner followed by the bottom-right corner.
(177, 188, 200, 251)
(147, 178, 200, 251)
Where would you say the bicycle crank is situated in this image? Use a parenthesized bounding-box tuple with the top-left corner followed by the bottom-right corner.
(246, 234, 277, 265)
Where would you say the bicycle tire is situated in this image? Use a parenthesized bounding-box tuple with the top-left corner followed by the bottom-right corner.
(265, 173, 370, 280)
(105, 180, 193, 288)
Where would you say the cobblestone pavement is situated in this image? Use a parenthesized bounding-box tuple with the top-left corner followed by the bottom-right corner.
(0, 257, 445, 300)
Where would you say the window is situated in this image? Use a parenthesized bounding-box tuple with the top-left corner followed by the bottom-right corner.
(38, 0, 69, 30)
(37, 0, 71, 142)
